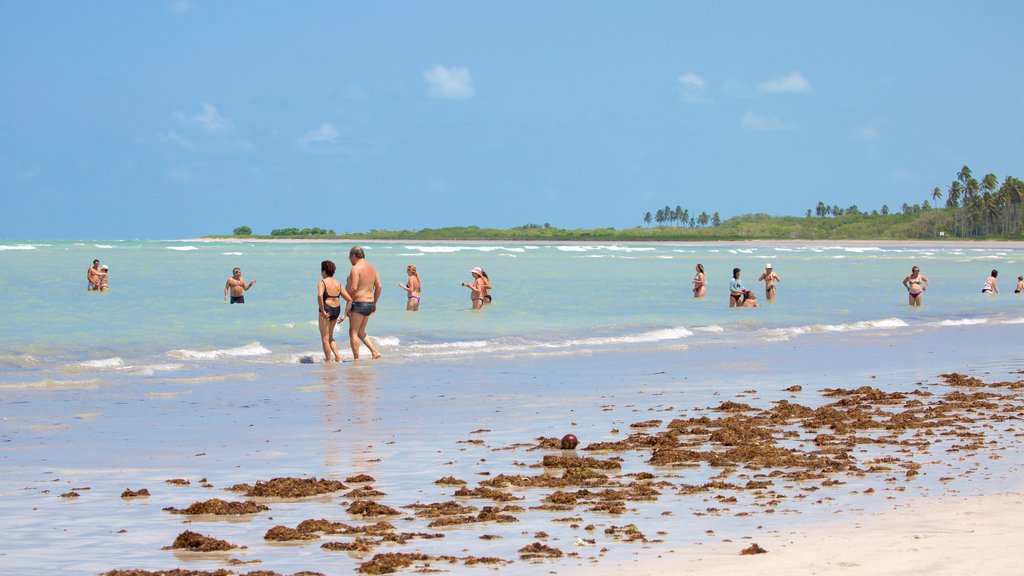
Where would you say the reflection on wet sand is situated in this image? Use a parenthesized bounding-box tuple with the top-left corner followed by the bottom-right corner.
(318, 365, 379, 473)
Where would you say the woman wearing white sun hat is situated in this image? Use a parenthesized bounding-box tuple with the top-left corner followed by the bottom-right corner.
(758, 263, 781, 302)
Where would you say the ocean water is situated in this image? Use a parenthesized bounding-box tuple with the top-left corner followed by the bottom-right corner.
(0, 239, 1022, 387)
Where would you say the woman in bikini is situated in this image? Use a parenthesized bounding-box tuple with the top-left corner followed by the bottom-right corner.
(480, 268, 492, 304)
(397, 264, 421, 311)
(462, 267, 487, 310)
(692, 263, 706, 298)
(729, 268, 745, 308)
(318, 260, 352, 362)
(902, 265, 928, 307)
(1015, 276, 1023, 294)
(982, 270, 999, 294)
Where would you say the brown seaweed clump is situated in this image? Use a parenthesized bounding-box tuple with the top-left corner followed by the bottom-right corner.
(518, 542, 563, 559)
(103, 571, 235, 576)
(740, 543, 768, 555)
(227, 476, 346, 498)
(434, 476, 467, 486)
(60, 491, 80, 498)
(164, 478, 190, 486)
(406, 500, 478, 518)
(426, 505, 520, 528)
(356, 552, 446, 574)
(346, 500, 401, 517)
(322, 538, 378, 553)
(453, 486, 524, 501)
(541, 455, 622, 470)
(163, 498, 269, 515)
(163, 530, 239, 551)
(264, 525, 321, 542)
(345, 486, 387, 499)
(345, 473, 376, 483)
(121, 488, 150, 498)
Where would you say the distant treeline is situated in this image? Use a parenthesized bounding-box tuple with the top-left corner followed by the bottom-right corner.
(218, 165, 1024, 241)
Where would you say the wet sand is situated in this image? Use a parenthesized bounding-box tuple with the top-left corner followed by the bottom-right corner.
(597, 490, 1024, 575)
(2, 322, 1023, 574)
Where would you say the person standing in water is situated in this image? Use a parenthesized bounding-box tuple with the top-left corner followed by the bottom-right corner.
(87, 259, 101, 291)
(98, 264, 110, 292)
(758, 263, 781, 301)
(224, 267, 255, 303)
(902, 265, 928, 306)
(692, 263, 706, 298)
(1015, 276, 1023, 294)
(729, 268, 745, 307)
(397, 264, 421, 311)
(318, 260, 351, 363)
(346, 247, 382, 360)
(462, 267, 487, 310)
(982, 270, 999, 294)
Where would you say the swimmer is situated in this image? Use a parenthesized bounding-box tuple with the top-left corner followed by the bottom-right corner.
(480, 268, 492, 304)
(346, 247, 382, 360)
(729, 268, 745, 307)
(397, 264, 421, 311)
(741, 291, 759, 307)
(757, 263, 781, 301)
(462, 267, 487, 310)
(98, 264, 110, 292)
(87, 259, 101, 291)
(1015, 276, 1023, 294)
(692, 263, 706, 298)
(318, 260, 351, 363)
(982, 269, 999, 294)
(902, 265, 929, 307)
(224, 267, 255, 303)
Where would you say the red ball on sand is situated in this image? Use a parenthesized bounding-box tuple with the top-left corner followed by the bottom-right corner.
(560, 434, 579, 450)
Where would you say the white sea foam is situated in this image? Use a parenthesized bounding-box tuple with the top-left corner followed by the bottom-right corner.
(221, 252, 243, 256)
(936, 318, 988, 326)
(94, 244, 114, 249)
(761, 318, 908, 342)
(843, 247, 883, 253)
(167, 246, 198, 251)
(0, 244, 37, 251)
(0, 378, 102, 391)
(79, 357, 125, 369)
(406, 245, 525, 253)
(168, 342, 271, 360)
(694, 325, 726, 333)
(556, 246, 588, 252)
(130, 363, 185, 376)
(374, 336, 401, 347)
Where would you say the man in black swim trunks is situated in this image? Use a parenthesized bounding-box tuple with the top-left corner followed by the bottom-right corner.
(345, 247, 382, 360)
(224, 267, 255, 303)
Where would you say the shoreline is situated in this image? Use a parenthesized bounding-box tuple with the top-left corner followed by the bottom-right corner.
(592, 489, 1024, 576)
(184, 237, 1024, 249)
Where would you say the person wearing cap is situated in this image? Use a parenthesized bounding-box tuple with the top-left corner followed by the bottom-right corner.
(224, 267, 255, 303)
(758, 263, 781, 302)
(87, 259, 102, 291)
(345, 246, 382, 360)
(98, 264, 110, 292)
(462, 267, 487, 310)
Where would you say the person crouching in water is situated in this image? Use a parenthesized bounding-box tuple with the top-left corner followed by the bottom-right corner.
(741, 291, 759, 307)
(729, 268, 745, 307)
(318, 260, 351, 363)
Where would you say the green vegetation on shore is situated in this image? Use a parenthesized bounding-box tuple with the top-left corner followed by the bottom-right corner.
(213, 165, 1023, 242)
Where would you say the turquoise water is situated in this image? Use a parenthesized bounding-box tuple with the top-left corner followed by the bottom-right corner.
(1, 239, 1022, 386)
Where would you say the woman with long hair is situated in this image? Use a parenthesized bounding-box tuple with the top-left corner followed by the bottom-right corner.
(398, 264, 421, 311)
(318, 260, 351, 362)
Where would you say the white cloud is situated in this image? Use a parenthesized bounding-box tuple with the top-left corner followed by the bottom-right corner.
(423, 65, 475, 99)
(853, 125, 879, 140)
(757, 71, 811, 94)
(167, 1, 190, 15)
(156, 130, 193, 149)
(742, 111, 789, 131)
(676, 73, 712, 104)
(172, 102, 229, 133)
(298, 123, 340, 147)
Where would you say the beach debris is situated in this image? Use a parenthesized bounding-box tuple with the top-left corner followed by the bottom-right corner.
(265, 525, 321, 541)
(227, 476, 346, 498)
(163, 498, 269, 515)
(120, 488, 150, 499)
(784, 385, 803, 392)
(518, 542, 563, 559)
(346, 500, 401, 517)
(163, 530, 240, 551)
(60, 491, 80, 498)
(345, 486, 387, 499)
(356, 552, 452, 574)
(740, 542, 768, 555)
(345, 473, 376, 483)
(434, 476, 467, 486)
(561, 434, 579, 449)
(164, 478, 190, 486)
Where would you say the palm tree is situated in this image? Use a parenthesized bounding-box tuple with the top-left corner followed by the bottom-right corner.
(643, 212, 652, 227)
(946, 181, 962, 236)
(712, 212, 721, 227)
(698, 212, 709, 227)
(881, 204, 889, 215)
(674, 206, 684, 227)
(931, 186, 942, 205)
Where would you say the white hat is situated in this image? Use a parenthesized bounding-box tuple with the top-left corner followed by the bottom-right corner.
(765, 263, 772, 269)
(470, 266, 483, 275)
(100, 264, 109, 270)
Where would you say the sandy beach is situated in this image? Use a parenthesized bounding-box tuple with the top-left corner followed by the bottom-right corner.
(598, 490, 1024, 575)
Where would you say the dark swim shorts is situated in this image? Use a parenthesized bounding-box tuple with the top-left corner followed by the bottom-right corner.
(230, 295, 245, 304)
(350, 301, 375, 316)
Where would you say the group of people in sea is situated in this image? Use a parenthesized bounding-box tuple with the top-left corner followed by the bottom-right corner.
(692, 262, 780, 308)
(901, 267, 1024, 307)
(85, 259, 110, 292)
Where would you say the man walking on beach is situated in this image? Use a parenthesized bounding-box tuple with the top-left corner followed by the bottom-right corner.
(87, 259, 101, 291)
(224, 267, 255, 304)
(758, 263, 781, 302)
(346, 246, 382, 360)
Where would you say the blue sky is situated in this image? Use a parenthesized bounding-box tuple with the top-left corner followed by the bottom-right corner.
(2, 1, 1023, 238)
